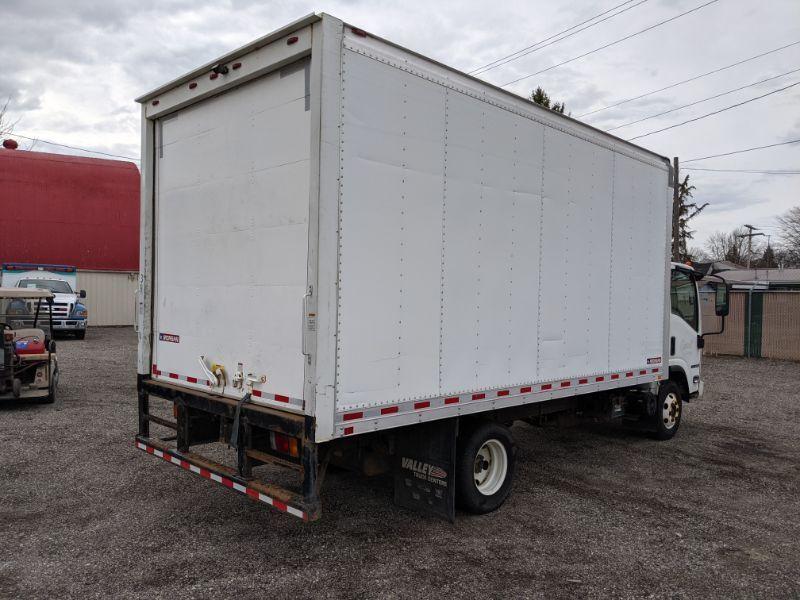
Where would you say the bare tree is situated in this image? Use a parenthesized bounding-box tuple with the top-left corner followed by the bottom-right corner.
(776, 206, 800, 266)
(0, 96, 16, 137)
(0, 97, 35, 150)
(705, 227, 762, 265)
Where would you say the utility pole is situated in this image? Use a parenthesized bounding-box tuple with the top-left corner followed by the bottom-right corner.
(671, 157, 680, 261)
(736, 224, 765, 269)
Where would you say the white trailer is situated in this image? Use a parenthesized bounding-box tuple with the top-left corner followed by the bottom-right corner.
(134, 13, 729, 521)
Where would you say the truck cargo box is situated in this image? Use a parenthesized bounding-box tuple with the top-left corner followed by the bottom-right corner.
(137, 13, 671, 445)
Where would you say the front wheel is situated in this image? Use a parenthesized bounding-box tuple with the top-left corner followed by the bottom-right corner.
(652, 380, 683, 440)
(75, 330, 86, 340)
(455, 421, 516, 514)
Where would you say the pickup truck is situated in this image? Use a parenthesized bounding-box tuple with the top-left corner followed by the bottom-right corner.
(2, 264, 88, 339)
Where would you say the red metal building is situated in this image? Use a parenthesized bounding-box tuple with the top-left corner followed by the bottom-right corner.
(0, 147, 139, 271)
(0, 145, 140, 325)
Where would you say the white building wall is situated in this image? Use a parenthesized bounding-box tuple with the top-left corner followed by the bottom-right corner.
(76, 270, 138, 326)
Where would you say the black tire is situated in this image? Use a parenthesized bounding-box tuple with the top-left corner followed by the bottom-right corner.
(651, 380, 683, 440)
(455, 421, 516, 514)
(75, 330, 86, 340)
(43, 366, 59, 405)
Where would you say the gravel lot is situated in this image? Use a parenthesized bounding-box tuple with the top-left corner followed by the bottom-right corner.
(1, 327, 799, 599)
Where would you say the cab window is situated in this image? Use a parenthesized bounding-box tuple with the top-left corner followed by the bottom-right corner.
(671, 270, 698, 331)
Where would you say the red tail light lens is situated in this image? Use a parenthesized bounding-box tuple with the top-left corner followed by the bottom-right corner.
(270, 432, 299, 457)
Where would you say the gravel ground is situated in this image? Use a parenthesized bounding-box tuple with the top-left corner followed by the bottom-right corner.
(1, 327, 799, 599)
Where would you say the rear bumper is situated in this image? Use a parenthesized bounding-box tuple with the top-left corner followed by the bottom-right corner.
(136, 376, 321, 521)
(135, 437, 310, 519)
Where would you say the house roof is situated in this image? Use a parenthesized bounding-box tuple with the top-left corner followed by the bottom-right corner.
(717, 268, 800, 285)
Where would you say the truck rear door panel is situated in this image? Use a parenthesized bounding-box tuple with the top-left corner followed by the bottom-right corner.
(152, 60, 311, 409)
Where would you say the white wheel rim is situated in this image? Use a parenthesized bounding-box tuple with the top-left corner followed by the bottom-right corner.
(473, 439, 508, 496)
(662, 392, 681, 429)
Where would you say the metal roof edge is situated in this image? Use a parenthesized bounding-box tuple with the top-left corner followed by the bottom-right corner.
(135, 12, 322, 103)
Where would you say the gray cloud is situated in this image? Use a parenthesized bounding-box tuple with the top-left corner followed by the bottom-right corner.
(2, 0, 799, 249)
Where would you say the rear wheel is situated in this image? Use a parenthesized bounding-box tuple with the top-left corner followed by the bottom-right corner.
(652, 380, 683, 440)
(455, 422, 515, 514)
(43, 365, 59, 405)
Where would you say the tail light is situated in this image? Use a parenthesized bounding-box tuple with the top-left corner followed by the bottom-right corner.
(270, 432, 299, 458)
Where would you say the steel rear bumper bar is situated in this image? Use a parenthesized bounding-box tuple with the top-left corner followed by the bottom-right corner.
(136, 376, 321, 521)
(135, 436, 311, 520)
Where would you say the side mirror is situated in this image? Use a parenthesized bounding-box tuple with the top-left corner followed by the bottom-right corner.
(714, 283, 730, 317)
(79, 290, 87, 299)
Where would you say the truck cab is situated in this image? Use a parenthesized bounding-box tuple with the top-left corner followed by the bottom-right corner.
(669, 262, 729, 401)
(1, 264, 89, 339)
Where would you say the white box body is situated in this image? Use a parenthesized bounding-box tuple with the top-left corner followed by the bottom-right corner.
(137, 14, 672, 443)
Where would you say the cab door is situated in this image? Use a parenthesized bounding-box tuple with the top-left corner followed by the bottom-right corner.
(669, 268, 701, 395)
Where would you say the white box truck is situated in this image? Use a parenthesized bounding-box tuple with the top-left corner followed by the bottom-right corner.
(134, 13, 729, 521)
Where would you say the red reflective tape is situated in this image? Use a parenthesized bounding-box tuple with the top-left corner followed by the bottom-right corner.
(199, 468, 211, 479)
(381, 406, 399, 415)
(343, 426, 354, 435)
(579, 378, 588, 384)
(151, 364, 158, 374)
(343, 411, 363, 421)
(221, 478, 234, 489)
(639, 370, 647, 375)
(611, 374, 620, 380)
(272, 500, 288, 512)
(186, 376, 198, 384)
(414, 401, 430, 410)
(169, 373, 179, 379)
(252, 390, 262, 397)
(541, 384, 552, 391)
(145, 446, 155, 455)
(560, 381, 571, 388)
(179, 460, 190, 469)
(626, 372, 634, 378)
(472, 393, 485, 400)
(274, 394, 290, 403)
(520, 386, 532, 393)
(245, 487, 260, 499)
(445, 396, 460, 405)
(652, 368, 660, 373)
(497, 390, 509, 397)
(596, 376, 605, 382)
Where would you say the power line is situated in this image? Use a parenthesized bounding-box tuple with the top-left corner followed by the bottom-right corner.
(628, 80, 800, 140)
(607, 67, 800, 131)
(683, 167, 800, 174)
(3, 132, 139, 162)
(576, 40, 800, 118)
(469, 0, 649, 76)
(500, 0, 719, 88)
(683, 138, 800, 163)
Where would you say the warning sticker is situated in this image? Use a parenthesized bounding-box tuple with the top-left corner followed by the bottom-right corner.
(159, 333, 180, 344)
(646, 356, 662, 364)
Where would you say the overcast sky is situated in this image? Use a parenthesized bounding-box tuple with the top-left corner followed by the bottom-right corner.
(2, 0, 798, 250)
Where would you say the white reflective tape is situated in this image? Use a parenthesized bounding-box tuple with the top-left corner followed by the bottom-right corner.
(188, 464, 201, 474)
(170, 456, 182, 465)
(136, 442, 146, 451)
(258, 493, 274, 505)
(153, 449, 164, 458)
(286, 505, 304, 519)
(232, 482, 247, 493)
(210, 473, 223, 484)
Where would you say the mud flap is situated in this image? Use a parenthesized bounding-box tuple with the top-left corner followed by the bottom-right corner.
(393, 419, 458, 522)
